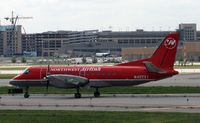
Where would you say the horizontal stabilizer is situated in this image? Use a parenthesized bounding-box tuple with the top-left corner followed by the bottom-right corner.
(143, 61, 166, 74)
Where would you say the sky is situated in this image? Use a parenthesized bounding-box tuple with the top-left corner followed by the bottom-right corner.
(0, 0, 199, 33)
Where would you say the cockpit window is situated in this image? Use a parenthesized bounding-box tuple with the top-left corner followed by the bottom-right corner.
(23, 69, 30, 74)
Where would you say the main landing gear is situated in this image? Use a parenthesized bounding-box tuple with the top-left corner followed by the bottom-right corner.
(94, 88, 100, 97)
(74, 87, 101, 98)
(24, 87, 30, 98)
(74, 86, 81, 98)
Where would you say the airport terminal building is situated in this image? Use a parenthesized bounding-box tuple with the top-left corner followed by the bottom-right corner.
(21, 30, 170, 57)
(61, 30, 169, 56)
(1, 23, 200, 61)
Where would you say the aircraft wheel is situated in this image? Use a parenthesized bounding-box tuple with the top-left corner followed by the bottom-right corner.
(74, 93, 81, 98)
(94, 91, 100, 97)
(24, 93, 30, 98)
(24, 87, 30, 98)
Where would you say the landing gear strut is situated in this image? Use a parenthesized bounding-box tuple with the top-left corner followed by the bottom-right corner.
(94, 88, 100, 97)
(24, 87, 30, 98)
(74, 86, 81, 98)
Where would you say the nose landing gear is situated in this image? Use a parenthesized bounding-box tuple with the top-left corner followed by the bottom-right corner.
(24, 87, 30, 98)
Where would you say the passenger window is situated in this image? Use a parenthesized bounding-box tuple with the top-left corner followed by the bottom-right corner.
(92, 71, 95, 75)
(112, 72, 116, 76)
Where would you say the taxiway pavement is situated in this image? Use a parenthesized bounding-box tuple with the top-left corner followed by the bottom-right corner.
(1, 94, 200, 112)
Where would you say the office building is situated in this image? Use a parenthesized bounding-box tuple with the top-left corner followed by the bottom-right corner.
(0, 25, 22, 56)
(179, 23, 197, 41)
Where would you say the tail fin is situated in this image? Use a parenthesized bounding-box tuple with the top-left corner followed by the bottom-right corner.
(116, 32, 179, 69)
(149, 32, 179, 69)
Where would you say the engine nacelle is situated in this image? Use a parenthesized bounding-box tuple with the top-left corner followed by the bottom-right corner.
(47, 74, 89, 88)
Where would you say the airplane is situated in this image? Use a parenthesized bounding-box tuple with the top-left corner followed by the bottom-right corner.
(95, 51, 110, 57)
(9, 32, 179, 98)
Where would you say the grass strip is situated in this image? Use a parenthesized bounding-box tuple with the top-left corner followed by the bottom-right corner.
(0, 68, 26, 70)
(174, 65, 200, 69)
(2, 86, 200, 94)
(0, 110, 200, 123)
(0, 74, 17, 79)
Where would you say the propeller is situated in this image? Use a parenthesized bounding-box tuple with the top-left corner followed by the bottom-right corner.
(46, 64, 50, 92)
(46, 79, 49, 92)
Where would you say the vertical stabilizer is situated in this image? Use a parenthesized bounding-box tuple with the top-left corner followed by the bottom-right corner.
(149, 33, 179, 69)
(116, 32, 179, 69)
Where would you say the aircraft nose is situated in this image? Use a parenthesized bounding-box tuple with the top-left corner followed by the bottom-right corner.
(9, 80, 19, 86)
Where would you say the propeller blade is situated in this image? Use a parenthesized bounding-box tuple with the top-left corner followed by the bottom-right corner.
(46, 64, 50, 92)
(47, 64, 50, 75)
(46, 80, 49, 92)
(48, 64, 50, 71)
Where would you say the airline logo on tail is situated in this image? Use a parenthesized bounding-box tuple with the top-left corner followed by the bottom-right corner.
(164, 38, 176, 49)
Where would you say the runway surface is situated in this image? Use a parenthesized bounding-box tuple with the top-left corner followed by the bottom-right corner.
(0, 79, 11, 87)
(1, 73, 200, 87)
(1, 94, 200, 112)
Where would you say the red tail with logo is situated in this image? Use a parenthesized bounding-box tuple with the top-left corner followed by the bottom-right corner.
(149, 33, 179, 69)
(116, 32, 179, 69)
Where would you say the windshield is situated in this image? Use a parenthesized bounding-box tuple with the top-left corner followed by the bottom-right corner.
(23, 69, 30, 74)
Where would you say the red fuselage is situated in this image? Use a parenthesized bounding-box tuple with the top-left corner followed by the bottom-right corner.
(10, 65, 178, 88)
